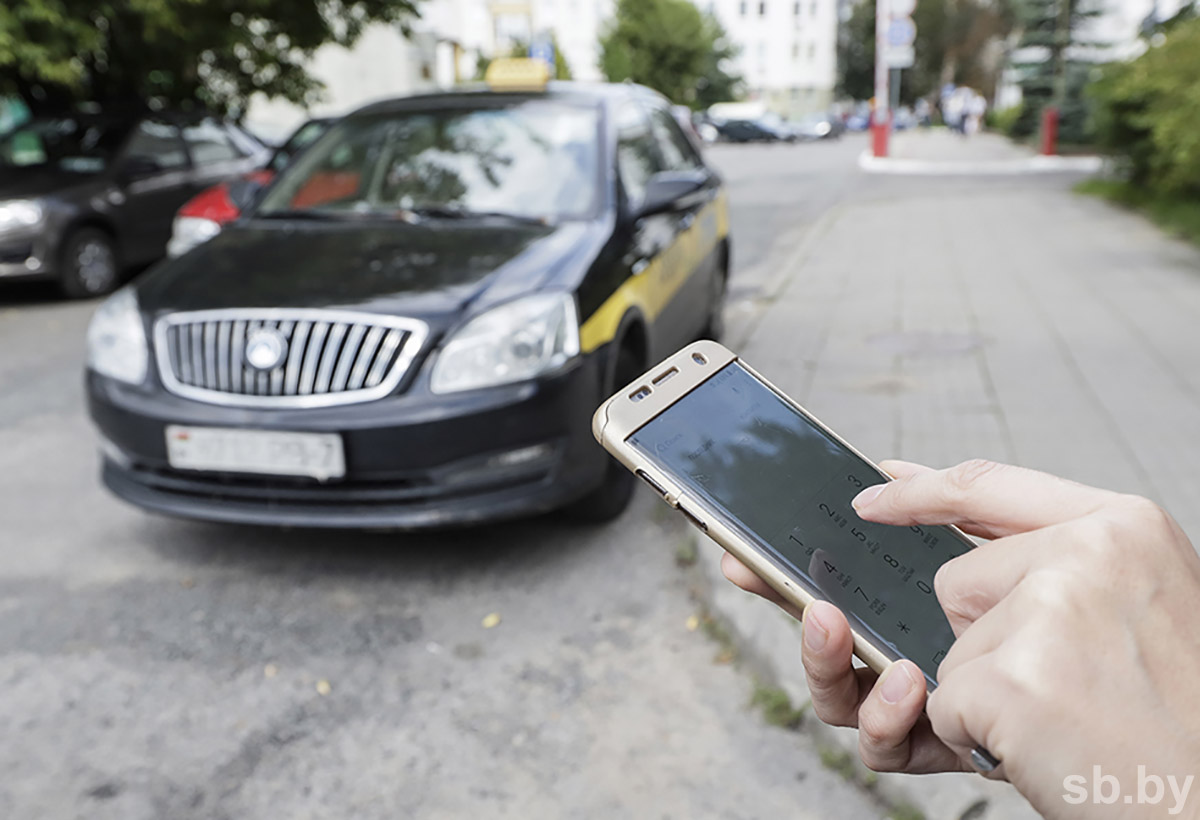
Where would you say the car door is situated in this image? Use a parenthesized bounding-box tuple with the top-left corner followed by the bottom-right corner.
(114, 118, 193, 265)
(614, 100, 677, 360)
(644, 103, 724, 345)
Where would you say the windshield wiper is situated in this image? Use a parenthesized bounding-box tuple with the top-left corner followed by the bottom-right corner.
(406, 206, 550, 226)
(254, 210, 345, 222)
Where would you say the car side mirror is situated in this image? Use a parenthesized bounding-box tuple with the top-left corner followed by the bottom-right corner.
(226, 177, 266, 213)
(118, 155, 162, 183)
(635, 169, 710, 220)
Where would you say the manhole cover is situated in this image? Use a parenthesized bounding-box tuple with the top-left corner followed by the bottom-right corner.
(867, 331, 986, 357)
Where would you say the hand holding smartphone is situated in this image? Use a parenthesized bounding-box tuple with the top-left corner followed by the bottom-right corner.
(593, 340, 1000, 771)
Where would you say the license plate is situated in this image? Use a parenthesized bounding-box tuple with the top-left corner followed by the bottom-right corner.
(165, 425, 345, 481)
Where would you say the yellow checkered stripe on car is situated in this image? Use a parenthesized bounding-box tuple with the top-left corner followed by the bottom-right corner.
(579, 191, 729, 353)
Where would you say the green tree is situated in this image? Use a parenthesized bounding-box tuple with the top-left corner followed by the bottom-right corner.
(839, 0, 1015, 104)
(600, 0, 735, 106)
(1008, 0, 1103, 140)
(693, 14, 744, 109)
(0, 1, 421, 115)
(837, 0, 875, 100)
(1089, 17, 1200, 192)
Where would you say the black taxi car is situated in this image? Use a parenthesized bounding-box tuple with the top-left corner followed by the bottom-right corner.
(85, 63, 730, 528)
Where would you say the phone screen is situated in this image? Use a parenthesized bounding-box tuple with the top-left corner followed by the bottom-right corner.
(628, 361, 968, 684)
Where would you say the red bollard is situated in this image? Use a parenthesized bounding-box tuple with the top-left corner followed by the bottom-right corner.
(1041, 106, 1060, 156)
(871, 112, 891, 158)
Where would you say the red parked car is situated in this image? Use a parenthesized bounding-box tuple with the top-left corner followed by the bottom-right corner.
(167, 118, 334, 257)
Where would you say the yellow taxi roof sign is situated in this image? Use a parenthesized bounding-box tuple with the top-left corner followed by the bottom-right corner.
(485, 58, 550, 92)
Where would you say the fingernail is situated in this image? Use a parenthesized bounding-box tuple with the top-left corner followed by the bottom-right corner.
(880, 663, 917, 704)
(803, 609, 828, 652)
(852, 485, 885, 511)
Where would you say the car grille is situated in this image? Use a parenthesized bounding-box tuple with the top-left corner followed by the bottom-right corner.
(153, 309, 428, 408)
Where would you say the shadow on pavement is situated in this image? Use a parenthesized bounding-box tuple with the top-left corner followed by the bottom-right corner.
(0, 279, 73, 307)
(136, 506, 610, 583)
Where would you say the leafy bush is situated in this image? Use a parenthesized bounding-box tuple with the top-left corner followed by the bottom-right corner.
(1076, 179, 1200, 245)
(1010, 62, 1096, 144)
(1089, 18, 1200, 193)
(986, 104, 1024, 136)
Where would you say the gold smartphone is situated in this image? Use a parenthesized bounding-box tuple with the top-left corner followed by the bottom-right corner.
(592, 340, 974, 689)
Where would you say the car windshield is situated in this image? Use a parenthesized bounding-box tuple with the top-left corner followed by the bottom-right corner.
(0, 116, 130, 173)
(256, 100, 601, 222)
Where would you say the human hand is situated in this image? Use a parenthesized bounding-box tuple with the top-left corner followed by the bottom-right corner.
(723, 459, 1200, 818)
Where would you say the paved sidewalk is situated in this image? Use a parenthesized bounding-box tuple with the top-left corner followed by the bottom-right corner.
(890, 129, 1034, 161)
(746, 174, 1200, 540)
(706, 132, 1200, 820)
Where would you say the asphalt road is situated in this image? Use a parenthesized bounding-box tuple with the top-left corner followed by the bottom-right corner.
(0, 137, 886, 820)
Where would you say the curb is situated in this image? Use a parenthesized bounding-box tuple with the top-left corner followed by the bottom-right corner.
(858, 150, 1104, 176)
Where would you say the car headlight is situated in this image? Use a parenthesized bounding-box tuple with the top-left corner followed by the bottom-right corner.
(430, 293, 580, 394)
(0, 200, 43, 230)
(167, 216, 222, 258)
(86, 288, 148, 384)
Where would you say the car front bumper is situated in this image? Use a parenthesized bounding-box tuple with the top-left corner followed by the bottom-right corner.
(87, 353, 612, 529)
(0, 226, 52, 280)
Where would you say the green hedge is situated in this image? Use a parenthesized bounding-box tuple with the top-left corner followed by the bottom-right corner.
(1088, 19, 1200, 194)
(986, 104, 1024, 136)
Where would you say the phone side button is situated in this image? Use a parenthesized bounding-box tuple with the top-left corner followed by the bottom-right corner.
(677, 496, 708, 532)
(636, 469, 669, 498)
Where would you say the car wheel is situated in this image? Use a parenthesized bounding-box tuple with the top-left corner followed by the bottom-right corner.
(563, 346, 641, 524)
(700, 246, 729, 341)
(59, 228, 119, 298)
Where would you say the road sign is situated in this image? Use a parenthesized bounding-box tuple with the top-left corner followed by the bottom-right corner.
(887, 17, 916, 46)
(886, 44, 915, 68)
(529, 37, 555, 72)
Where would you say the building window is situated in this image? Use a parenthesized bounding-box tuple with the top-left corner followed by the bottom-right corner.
(759, 1, 768, 15)
(808, 42, 817, 61)
(810, 0, 817, 16)
(794, 0, 801, 13)
(740, 1, 748, 15)
(792, 41, 801, 59)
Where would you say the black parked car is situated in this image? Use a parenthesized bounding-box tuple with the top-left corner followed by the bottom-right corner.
(714, 119, 785, 143)
(86, 71, 731, 528)
(0, 110, 268, 297)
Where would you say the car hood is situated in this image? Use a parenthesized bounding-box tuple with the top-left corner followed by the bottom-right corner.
(136, 218, 596, 321)
(0, 166, 100, 200)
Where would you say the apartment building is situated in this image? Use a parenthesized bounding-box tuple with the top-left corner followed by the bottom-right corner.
(697, 0, 839, 116)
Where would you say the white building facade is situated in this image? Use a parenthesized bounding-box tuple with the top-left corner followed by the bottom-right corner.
(696, 0, 840, 116)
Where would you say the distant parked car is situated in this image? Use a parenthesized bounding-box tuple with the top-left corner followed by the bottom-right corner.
(791, 112, 844, 141)
(0, 109, 268, 297)
(168, 117, 334, 258)
(715, 119, 783, 143)
(0, 97, 30, 135)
